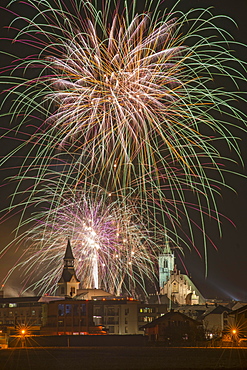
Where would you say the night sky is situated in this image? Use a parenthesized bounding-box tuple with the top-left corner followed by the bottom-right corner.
(0, 0, 246, 300)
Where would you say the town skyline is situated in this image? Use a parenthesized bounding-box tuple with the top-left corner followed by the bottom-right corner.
(0, 0, 247, 301)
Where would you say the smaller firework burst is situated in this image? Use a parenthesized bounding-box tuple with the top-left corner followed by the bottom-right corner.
(6, 186, 162, 297)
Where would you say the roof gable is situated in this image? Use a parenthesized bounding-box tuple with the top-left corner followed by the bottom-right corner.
(141, 310, 201, 329)
(204, 305, 231, 317)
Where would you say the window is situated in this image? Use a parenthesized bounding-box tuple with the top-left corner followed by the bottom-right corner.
(164, 260, 168, 269)
(61, 287, 65, 295)
(66, 304, 72, 316)
(172, 282, 178, 293)
(94, 307, 100, 316)
(143, 316, 153, 323)
(108, 326, 115, 333)
(73, 305, 79, 316)
(107, 307, 118, 316)
(32, 310, 36, 316)
(107, 317, 118, 325)
(125, 308, 129, 315)
(93, 316, 102, 326)
(139, 307, 155, 313)
(80, 304, 86, 316)
(58, 304, 64, 316)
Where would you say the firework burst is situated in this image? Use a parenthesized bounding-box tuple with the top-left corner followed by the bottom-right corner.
(0, 0, 246, 290)
(1, 0, 245, 201)
(3, 186, 163, 297)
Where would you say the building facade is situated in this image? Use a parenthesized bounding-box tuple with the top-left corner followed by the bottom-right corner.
(142, 310, 204, 343)
(202, 305, 232, 338)
(41, 299, 105, 335)
(160, 268, 205, 305)
(0, 296, 42, 334)
(92, 298, 169, 335)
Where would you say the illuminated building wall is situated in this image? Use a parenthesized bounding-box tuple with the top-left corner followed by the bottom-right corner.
(41, 299, 104, 335)
(160, 269, 205, 305)
(0, 296, 42, 334)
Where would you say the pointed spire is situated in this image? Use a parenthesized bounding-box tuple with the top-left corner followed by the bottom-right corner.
(57, 239, 80, 297)
(64, 238, 74, 261)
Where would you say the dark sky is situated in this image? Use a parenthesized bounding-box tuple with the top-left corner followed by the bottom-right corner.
(0, 0, 246, 300)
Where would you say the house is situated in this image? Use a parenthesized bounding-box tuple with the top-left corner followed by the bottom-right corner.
(227, 304, 247, 339)
(202, 305, 232, 338)
(141, 310, 204, 344)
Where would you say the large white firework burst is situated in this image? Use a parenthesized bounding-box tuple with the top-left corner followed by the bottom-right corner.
(0, 0, 246, 290)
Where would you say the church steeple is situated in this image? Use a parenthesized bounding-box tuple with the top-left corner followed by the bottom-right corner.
(158, 241, 175, 290)
(57, 239, 80, 297)
(64, 238, 75, 268)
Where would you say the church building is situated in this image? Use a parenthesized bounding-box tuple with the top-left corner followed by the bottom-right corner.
(158, 244, 205, 305)
(56, 239, 80, 297)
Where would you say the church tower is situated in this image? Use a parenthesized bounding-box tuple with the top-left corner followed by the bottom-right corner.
(57, 239, 80, 297)
(159, 242, 175, 290)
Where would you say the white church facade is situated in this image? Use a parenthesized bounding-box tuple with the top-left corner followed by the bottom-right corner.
(158, 244, 205, 305)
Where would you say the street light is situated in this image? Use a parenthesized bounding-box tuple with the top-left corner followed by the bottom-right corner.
(19, 327, 26, 348)
(231, 328, 238, 347)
